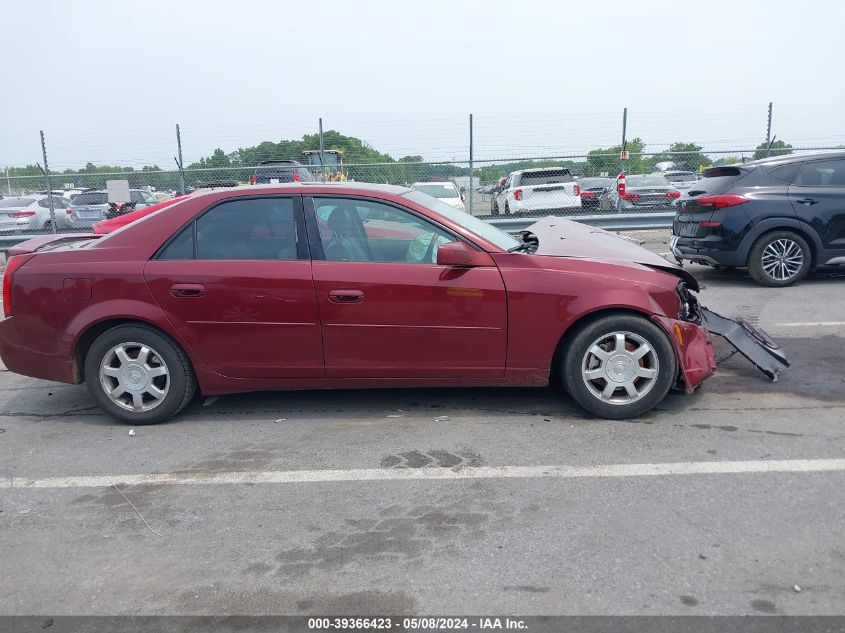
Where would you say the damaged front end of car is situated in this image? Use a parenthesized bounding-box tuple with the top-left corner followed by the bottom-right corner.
(674, 280, 790, 382)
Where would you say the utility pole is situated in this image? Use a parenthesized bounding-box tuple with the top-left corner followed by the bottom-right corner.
(766, 102, 773, 156)
(620, 107, 628, 173)
(176, 124, 186, 194)
(318, 117, 325, 180)
(39, 130, 56, 234)
(468, 113, 474, 215)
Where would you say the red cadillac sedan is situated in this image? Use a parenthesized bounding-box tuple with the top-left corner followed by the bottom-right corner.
(0, 183, 725, 425)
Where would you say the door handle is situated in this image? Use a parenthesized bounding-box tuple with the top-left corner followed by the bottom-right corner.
(328, 289, 364, 304)
(796, 198, 819, 205)
(170, 283, 206, 298)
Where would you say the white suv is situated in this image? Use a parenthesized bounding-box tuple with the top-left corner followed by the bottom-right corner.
(410, 181, 465, 211)
(494, 168, 581, 215)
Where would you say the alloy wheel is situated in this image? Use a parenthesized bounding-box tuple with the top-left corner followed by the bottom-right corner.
(761, 238, 804, 281)
(581, 331, 659, 405)
(99, 342, 170, 412)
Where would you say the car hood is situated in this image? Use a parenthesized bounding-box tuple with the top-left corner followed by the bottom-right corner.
(526, 216, 699, 291)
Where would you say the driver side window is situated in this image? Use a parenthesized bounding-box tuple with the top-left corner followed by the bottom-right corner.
(313, 197, 453, 264)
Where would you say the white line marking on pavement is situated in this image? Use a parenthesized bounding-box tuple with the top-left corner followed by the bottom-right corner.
(773, 321, 845, 327)
(3, 459, 845, 490)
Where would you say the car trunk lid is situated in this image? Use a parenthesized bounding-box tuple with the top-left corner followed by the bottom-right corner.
(8, 233, 102, 256)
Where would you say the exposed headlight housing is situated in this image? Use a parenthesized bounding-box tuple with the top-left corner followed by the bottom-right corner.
(676, 281, 701, 323)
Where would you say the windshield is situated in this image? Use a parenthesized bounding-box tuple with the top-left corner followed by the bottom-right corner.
(627, 175, 671, 187)
(520, 170, 572, 185)
(72, 193, 108, 205)
(665, 173, 697, 183)
(402, 190, 520, 251)
(0, 197, 35, 208)
(412, 183, 459, 199)
(578, 178, 612, 189)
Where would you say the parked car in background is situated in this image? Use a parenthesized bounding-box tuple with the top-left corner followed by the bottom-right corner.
(0, 182, 789, 425)
(494, 168, 581, 215)
(410, 181, 465, 211)
(0, 194, 70, 232)
(251, 160, 315, 184)
(66, 189, 157, 230)
(663, 171, 700, 191)
(671, 151, 845, 286)
(92, 196, 190, 234)
(576, 177, 614, 210)
(598, 173, 681, 212)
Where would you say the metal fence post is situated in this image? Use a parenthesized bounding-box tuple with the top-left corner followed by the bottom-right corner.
(766, 102, 773, 157)
(318, 117, 325, 180)
(39, 130, 56, 233)
(620, 107, 628, 174)
(5, 167, 11, 196)
(176, 124, 186, 194)
(465, 114, 473, 215)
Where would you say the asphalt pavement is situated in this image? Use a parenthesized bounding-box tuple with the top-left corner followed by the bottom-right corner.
(1, 246, 844, 617)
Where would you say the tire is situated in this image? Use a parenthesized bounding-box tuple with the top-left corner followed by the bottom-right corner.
(747, 230, 811, 287)
(561, 314, 677, 419)
(505, 202, 511, 216)
(491, 198, 499, 215)
(84, 323, 196, 425)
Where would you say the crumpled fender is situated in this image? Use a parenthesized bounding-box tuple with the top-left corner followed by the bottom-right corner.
(651, 315, 716, 393)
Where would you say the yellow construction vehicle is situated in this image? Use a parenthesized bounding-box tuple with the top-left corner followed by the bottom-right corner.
(301, 149, 347, 182)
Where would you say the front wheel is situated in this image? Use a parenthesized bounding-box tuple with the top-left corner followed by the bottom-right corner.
(84, 324, 196, 425)
(561, 315, 677, 419)
(747, 230, 811, 287)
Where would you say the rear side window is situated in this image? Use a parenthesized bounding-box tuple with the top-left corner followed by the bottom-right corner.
(519, 170, 573, 186)
(795, 159, 845, 187)
(72, 193, 108, 205)
(689, 167, 747, 196)
(160, 225, 194, 259)
(196, 197, 300, 260)
(767, 164, 800, 184)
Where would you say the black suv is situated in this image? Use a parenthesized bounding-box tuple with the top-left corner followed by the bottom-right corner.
(671, 151, 845, 286)
(251, 160, 315, 184)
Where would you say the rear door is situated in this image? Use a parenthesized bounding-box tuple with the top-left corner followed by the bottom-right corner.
(788, 158, 845, 258)
(306, 195, 508, 379)
(144, 195, 324, 379)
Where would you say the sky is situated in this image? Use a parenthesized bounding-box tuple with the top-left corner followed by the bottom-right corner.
(1, 0, 844, 170)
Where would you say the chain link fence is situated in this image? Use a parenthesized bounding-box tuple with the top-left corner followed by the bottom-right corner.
(1, 146, 840, 237)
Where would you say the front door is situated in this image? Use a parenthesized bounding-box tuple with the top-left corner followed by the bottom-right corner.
(305, 196, 508, 379)
(144, 195, 324, 379)
(789, 158, 845, 259)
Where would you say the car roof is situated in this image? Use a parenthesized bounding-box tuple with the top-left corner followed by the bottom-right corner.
(188, 182, 412, 199)
(743, 150, 845, 167)
(411, 181, 456, 186)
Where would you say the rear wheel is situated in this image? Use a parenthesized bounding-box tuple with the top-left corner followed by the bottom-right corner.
(561, 315, 677, 419)
(747, 230, 811, 287)
(84, 324, 196, 425)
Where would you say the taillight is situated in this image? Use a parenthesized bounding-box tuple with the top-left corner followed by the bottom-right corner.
(665, 191, 681, 199)
(513, 189, 522, 201)
(580, 191, 596, 198)
(293, 173, 301, 183)
(695, 194, 750, 209)
(699, 220, 722, 227)
(251, 175, 257, 185)
(573, 184, 581, 197)
(10, 211, 36, 218)
(3, 254, 34, 318)
(621, 193, 640, 201)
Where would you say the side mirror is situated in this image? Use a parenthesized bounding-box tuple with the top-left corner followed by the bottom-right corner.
(436, 241, 492, 267)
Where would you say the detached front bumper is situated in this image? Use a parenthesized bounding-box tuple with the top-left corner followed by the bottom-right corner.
(653, 307, 790, 393)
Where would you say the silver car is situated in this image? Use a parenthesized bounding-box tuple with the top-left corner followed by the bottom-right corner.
(66, 189, 157, 230)
(0, 195, 70, 233)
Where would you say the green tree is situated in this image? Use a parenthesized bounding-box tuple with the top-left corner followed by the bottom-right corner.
(587, 138, 647, 175)
(753, 140, 793, 160)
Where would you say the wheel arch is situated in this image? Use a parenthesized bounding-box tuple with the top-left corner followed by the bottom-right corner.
(741, 219, 822, 266)
(549, 307, 660, 386)
(73, 317, 188, 382)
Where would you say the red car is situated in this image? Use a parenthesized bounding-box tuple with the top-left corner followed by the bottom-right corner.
(0, 183, 787, 425)
(92, 196, 190, 234)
